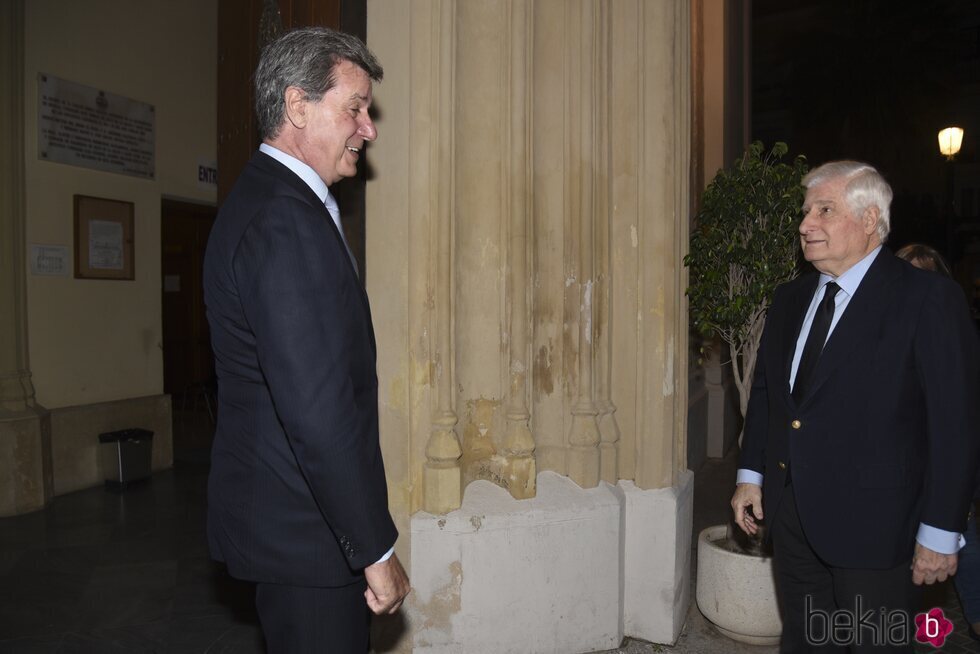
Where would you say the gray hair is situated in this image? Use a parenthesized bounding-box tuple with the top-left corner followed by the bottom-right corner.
(802, 161, 893, 242)
(255, 27, 383, 140)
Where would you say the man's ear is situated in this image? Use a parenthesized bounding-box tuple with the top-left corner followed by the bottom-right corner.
(862, 205, 880, 236)
(283, 87, 308, 129)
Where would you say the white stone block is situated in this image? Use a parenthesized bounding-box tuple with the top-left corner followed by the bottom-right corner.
(411, 471, 623, 654)
(618, 470, 694, 644)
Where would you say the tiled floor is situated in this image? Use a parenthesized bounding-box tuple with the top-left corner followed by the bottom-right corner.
(0, 409, 976, 653)
(0, 408, 264, 654)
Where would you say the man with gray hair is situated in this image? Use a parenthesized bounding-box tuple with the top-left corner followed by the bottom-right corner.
(204, 27, 409, 652)
(731, 160, 978, 651)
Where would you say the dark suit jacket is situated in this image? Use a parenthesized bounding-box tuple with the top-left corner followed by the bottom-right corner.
(203, 151, 397, 587)
(740, 248, 979, 569)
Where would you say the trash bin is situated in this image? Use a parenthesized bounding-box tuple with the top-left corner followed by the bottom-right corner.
(99, 428, 153, 490)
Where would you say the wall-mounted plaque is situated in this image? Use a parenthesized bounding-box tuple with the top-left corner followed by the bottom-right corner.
(38, 74, 155, 179)
(74, 195, 135, 280)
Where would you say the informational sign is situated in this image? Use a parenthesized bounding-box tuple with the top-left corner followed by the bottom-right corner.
(29, 245, 70, 276)
(88, 219, 125, 270)
(73, 194, 134, 280)
(38, 74, 155, 179)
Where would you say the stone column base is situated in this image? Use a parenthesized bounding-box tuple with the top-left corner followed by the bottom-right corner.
(407, 470, 694, 653)
(0, 407, 53, 517)
(411, 472, 622, 654)
(617, 470, 694, 644)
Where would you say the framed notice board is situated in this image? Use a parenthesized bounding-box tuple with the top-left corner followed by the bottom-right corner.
(74, 195, 135, 280)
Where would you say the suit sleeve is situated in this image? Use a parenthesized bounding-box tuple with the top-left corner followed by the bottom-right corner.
(738, 296, 778, 476)
(914, 277, 980, 535)
(234, 197, 396, 568)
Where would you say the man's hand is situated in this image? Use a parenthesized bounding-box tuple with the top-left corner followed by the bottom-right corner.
(911, 542, 958, 585)
(364, 552, 411, 615)
(731, 483, 764, 536)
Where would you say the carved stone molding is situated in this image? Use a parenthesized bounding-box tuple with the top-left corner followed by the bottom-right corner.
(565, 0, 601, 489)
(418, 0, 463, 514)
(500, 0, 536, 499)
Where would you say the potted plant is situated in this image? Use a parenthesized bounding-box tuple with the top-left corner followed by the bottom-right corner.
(685, 141, 807, 645)
(686, 140, 807, 420)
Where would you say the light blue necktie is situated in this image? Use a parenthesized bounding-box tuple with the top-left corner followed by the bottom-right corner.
(323, 192, 358, 277)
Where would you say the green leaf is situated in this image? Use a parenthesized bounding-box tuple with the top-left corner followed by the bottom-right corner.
(685, 141, 807, 353)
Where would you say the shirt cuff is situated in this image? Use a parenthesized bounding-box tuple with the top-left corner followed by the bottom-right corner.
(375, 546, 395, 564)
(916, 523, 965, 554)
(736, 469, 764, 486)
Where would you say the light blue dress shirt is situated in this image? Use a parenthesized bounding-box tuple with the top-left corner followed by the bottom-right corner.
(257, 143, 392, 564)
(259, 143, 337, 228)
(736, 246, 962, 554)
(259, 143, 359, 275)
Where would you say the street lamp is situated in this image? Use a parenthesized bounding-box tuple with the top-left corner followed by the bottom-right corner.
(938, 127, 964, 161)
(938, 127, 964, 263)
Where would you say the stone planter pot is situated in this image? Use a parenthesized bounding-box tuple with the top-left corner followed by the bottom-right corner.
(696, 524, 782, 646)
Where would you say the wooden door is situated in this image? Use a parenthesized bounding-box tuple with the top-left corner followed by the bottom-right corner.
(217, 0, 368, 276)
(161, 199, 216, 396)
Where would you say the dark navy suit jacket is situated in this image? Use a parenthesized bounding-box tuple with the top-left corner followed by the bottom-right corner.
(739, 249, 980, 569)
(203, 151, 397, 587)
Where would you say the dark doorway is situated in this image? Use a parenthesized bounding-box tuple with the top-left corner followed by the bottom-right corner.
(161, 198, 216, 398)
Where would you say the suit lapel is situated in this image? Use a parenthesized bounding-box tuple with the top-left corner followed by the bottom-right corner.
(783, 274, 819, 397)
(251, 152, 377, 355)
(772, 273, 819, 407)
(798, 250, 901, 405)
(252, 154, 362, 282)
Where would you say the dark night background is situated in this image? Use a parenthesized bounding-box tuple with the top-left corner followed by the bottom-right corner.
(752, 0, 980, 298)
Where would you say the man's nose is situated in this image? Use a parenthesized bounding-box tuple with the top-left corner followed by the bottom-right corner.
(799, 210, 814, 234)
(359, 116, 377, 141)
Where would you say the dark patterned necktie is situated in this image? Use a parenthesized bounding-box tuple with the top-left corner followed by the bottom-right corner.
(792, 282, 840, 402)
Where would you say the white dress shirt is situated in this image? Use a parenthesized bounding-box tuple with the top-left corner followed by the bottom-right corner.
(259, 143, 358, 275)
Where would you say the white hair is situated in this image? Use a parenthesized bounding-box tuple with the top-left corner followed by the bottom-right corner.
(802, 161, 893, 242)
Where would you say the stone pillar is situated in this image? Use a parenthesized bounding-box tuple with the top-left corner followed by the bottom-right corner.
(0, 0, 53, 517)
(370, 0, 695, 649)
(610, 0, 690, 491)
(612, 1, 693, 644)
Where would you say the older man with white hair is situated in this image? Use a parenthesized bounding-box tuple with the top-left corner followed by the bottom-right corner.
(732, 161, 979, 652)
